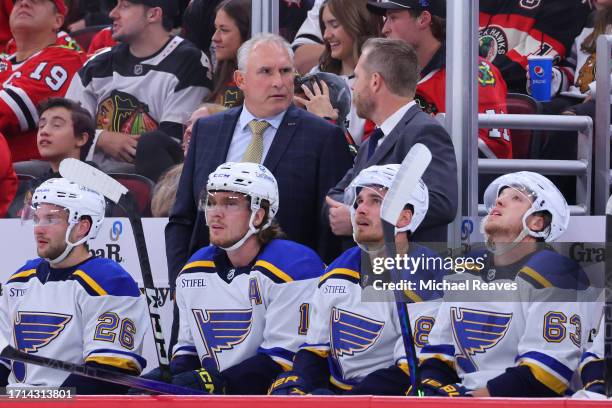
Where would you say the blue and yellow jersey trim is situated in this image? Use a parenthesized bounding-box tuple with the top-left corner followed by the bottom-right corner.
(419, 344, 456, 370)
(259, 347, 295, 371)
(86, 349, 147, 374)
(518, 250, 589, 290)
(253, 260, 293, 284)
(73, 270, 108, 296)
(301, 343, 330, 359)
(68, 258, 140, 297)
(257, 240, 325, 282)
(518, 266, 553, 289)
(517, 351, 573, 395)
(319, 268, 360, 287)
(330, 375, 354, 391)
(180, 260, 216, 275)
(7, 269, 38, 284)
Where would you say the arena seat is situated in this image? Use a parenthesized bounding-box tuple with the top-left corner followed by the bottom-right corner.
(70, 25, 110, 51)
(505, 93, 542, 159)
(107, 173, 155, 217)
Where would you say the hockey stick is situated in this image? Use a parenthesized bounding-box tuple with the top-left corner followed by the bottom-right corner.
(59, 159, 171, 380)
(380, 143, 432, 397)
(0, 345, 203, 395)
(605, 195, 612, 397)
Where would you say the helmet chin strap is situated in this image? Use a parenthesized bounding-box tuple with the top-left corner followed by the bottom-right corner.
(219, 211, 262, 253)
(46, 223, 89, 265)
(481, 214, 532, 256)
(351, 215, 386, 256)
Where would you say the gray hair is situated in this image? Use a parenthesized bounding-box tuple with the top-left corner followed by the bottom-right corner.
(236, 32, 294, 72)
(361, 38, 420, 98)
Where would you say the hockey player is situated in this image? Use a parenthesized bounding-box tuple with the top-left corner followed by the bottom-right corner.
(66, 0, 213, 181)
(0, 0, 85, 162)
(419, 171, 595, 397)
(152, 162, 325, 394)
(0, 177, 149, 393)
(269, 164, 443, 395)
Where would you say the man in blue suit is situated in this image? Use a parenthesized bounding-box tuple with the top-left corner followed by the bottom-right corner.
(166, 33, 352, 290)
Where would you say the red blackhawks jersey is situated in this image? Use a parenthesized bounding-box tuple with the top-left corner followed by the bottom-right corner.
(0, 45, 85, 162)
(479, 0, 591, 93)
(415, 45, 512, 159)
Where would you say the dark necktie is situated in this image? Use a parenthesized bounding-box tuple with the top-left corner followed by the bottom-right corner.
(367, 128, 384, 160)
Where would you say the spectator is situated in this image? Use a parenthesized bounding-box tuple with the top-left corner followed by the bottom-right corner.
(367, 0, 512, 159)
(325, 38, 457, 246)
(66, 0, 117, 32)
(0, 0, 12, 49)
(150, 163, 182, 217)
(291, 0, 325, 75)
(479, 0, 591, 93)
(207, 0, 251, 108)
(8, 97, 96, 219)
(166, 32, 352, 294)
(66, 0, 213, 182)
(0, 0, 85, 163)
(86, 26, 118, 55)
(529, 2, 612, 201)
(182, 0, 313, 61)
(151, 102, 227, 217)
(297, 0, 381, 145)
(36, 97, 94, 176)
(183, 103, 227, 155)
(0, 132, 17, 218)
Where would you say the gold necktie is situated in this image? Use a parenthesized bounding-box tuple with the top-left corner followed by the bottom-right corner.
(242, 119, 271, 163)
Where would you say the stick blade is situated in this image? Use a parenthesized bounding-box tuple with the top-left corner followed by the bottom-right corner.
(381, 143, 432, 225)
(59, 158, 128, 203)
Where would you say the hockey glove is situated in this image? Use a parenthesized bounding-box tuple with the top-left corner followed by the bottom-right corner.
(583, 380, 605, 395)
(268, 371, 309, 395)
(419, 378, 471, 397)
(127, 367, 167, 395)
(171, 367, 227, 394)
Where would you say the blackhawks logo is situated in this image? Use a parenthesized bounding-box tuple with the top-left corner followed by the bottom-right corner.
(96, 90, 158, 134)
(415, 94, 439, 116)
(479, 26, 508, 61)
(478, 60, 497, 87)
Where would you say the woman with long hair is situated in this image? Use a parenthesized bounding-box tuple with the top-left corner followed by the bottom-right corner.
(208, 0, 251, 108)
(297, 0, 382, 145)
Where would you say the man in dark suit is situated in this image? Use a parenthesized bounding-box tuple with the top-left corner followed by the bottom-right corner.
(166, 33, 352, 288)
(326, 38, 457, 245)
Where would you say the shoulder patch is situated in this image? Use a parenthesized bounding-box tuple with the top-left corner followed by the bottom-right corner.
(180, 246, 217, 275)
(7, 259, 44, 284)
(70, 258, 140, 297)
(518, 249, 589, 290)
(257, 240, 324, 283)
(318, 247, 362, 287)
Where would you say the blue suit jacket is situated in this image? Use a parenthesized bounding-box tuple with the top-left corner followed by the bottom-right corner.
(165, 104, 353, 286)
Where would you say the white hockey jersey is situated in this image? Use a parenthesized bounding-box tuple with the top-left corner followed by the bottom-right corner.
(173, 239, 324, 372)
(421, 248, 598, 395)
(301, 245, 443, 390)
(0, 257, 149, 387)
(65, 36, 212, 167)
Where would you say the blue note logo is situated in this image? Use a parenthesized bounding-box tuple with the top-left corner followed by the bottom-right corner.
(193, 309, 252, 370)
(12, 312, 72, 382)
(450, 307, 512, 373)
(330, 308, 384, 358)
